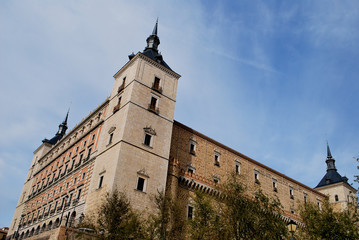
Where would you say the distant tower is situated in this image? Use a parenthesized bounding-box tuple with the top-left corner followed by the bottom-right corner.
(42, 110, 69, 145)
(315, 143, 357, 211)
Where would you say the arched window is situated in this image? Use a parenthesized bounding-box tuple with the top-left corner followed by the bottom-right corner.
(335, 194, 339, 202)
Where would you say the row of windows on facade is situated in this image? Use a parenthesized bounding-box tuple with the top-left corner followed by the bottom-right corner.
(32, 147, 91, 194)
(24, 187, 82, 225)
(37, 132, 96, 174)
(188, 140, 318, 204)
(30, 172, 86, 208)
(34, 135, 95, 186)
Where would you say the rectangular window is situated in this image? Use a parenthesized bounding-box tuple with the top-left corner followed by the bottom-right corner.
(254, 170, 260, 184)
(136, 177, 145, 192)
(74, 178, 77, 184)
(87, 148, 92, 159)
(77, 189, 82, 199)
(273, 179, 277, 192)
(153, 77, 160, 90)
(187, 205, 194, 219)
(188, 168, 194, 175)
(235, 161, 241, 175)
(149, 97, 157, 111)
(189, 140, 196, 155)
(214, 152, 220, 166)
(83, 141, 87, 147)
(76, 147, 79, 153)
(304, 193, 307, 204)
(98, 176, 104, 189)
(144, 134, 152, 146)
(290, 187, 294, 199)
(82, 172, 86, 180)
(108, 133, 114, 144)
(92, 134, 96, 141)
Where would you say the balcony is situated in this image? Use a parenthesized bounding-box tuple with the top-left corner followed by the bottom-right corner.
(151, 84, 163, 94)
(147, 104, 159, 114)
(72, 198, 79, 206)
(117, 83, 125, 93)
(113, 104, 121, 113)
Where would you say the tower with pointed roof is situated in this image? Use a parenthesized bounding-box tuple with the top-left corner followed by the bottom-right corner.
(84, 20, 181, 213)
(315, 143, 357, 211)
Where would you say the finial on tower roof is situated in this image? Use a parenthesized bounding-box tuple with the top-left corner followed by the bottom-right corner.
(152, 18, 158, 35)
(327, 141, 332, 159)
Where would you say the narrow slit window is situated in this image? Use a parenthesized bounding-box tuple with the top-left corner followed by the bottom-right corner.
(98, 176, 104, 189)
(109, 133, 114, 144)
(187, 205, 194, 219)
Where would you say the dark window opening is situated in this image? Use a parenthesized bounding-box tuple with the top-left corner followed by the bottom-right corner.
(109, 133, 114, 144)
(136, 177, 145, 191)
(144, 134, 152, 146)
(187, 205, 194, 219)
(98, 176, 104, 189)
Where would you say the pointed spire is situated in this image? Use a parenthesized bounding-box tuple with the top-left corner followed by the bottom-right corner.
(325, 142, 336, 171)
(145, 19, 160, 52)
(327, 141, 332, 159)
(42, 109, 69, 145)
(57, 109, 69, 136)
(152, 18, 158, 35)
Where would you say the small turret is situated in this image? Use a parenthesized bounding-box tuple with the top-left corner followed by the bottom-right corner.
(315, 143, 346, 188)
(42, 110, 69, 145)
(138, 19, 172, 70)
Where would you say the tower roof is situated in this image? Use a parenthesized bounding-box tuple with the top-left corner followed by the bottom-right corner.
(315, 143, 348, 188)
(42, 110, 69, 145)
(139, 19, 172, 70)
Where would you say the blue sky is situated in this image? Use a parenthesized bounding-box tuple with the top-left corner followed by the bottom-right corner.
(1, 0, 359, 227)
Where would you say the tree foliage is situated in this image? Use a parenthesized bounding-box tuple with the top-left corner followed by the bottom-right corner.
(78, 190, 144, 240)
(298, 199, 359, 240)
(188, 176, 288, 240)
(144, 190, 185, 240)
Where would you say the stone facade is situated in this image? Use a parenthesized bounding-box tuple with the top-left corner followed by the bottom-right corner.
(7, 22, 355, 240)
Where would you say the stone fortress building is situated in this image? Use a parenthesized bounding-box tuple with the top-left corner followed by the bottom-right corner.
(7, 21, 357, 240)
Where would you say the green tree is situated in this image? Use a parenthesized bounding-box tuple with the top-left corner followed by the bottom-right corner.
(222, 176, 287, 240)
(188, 191, 227, 240)
(78, 190, 145, 240)
(298, 199, 359, 240)
(188, 176, 288, 240)
(144, 190, 185, 240)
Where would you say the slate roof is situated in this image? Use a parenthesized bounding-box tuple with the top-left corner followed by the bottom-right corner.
(315, 144, 348, 188)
